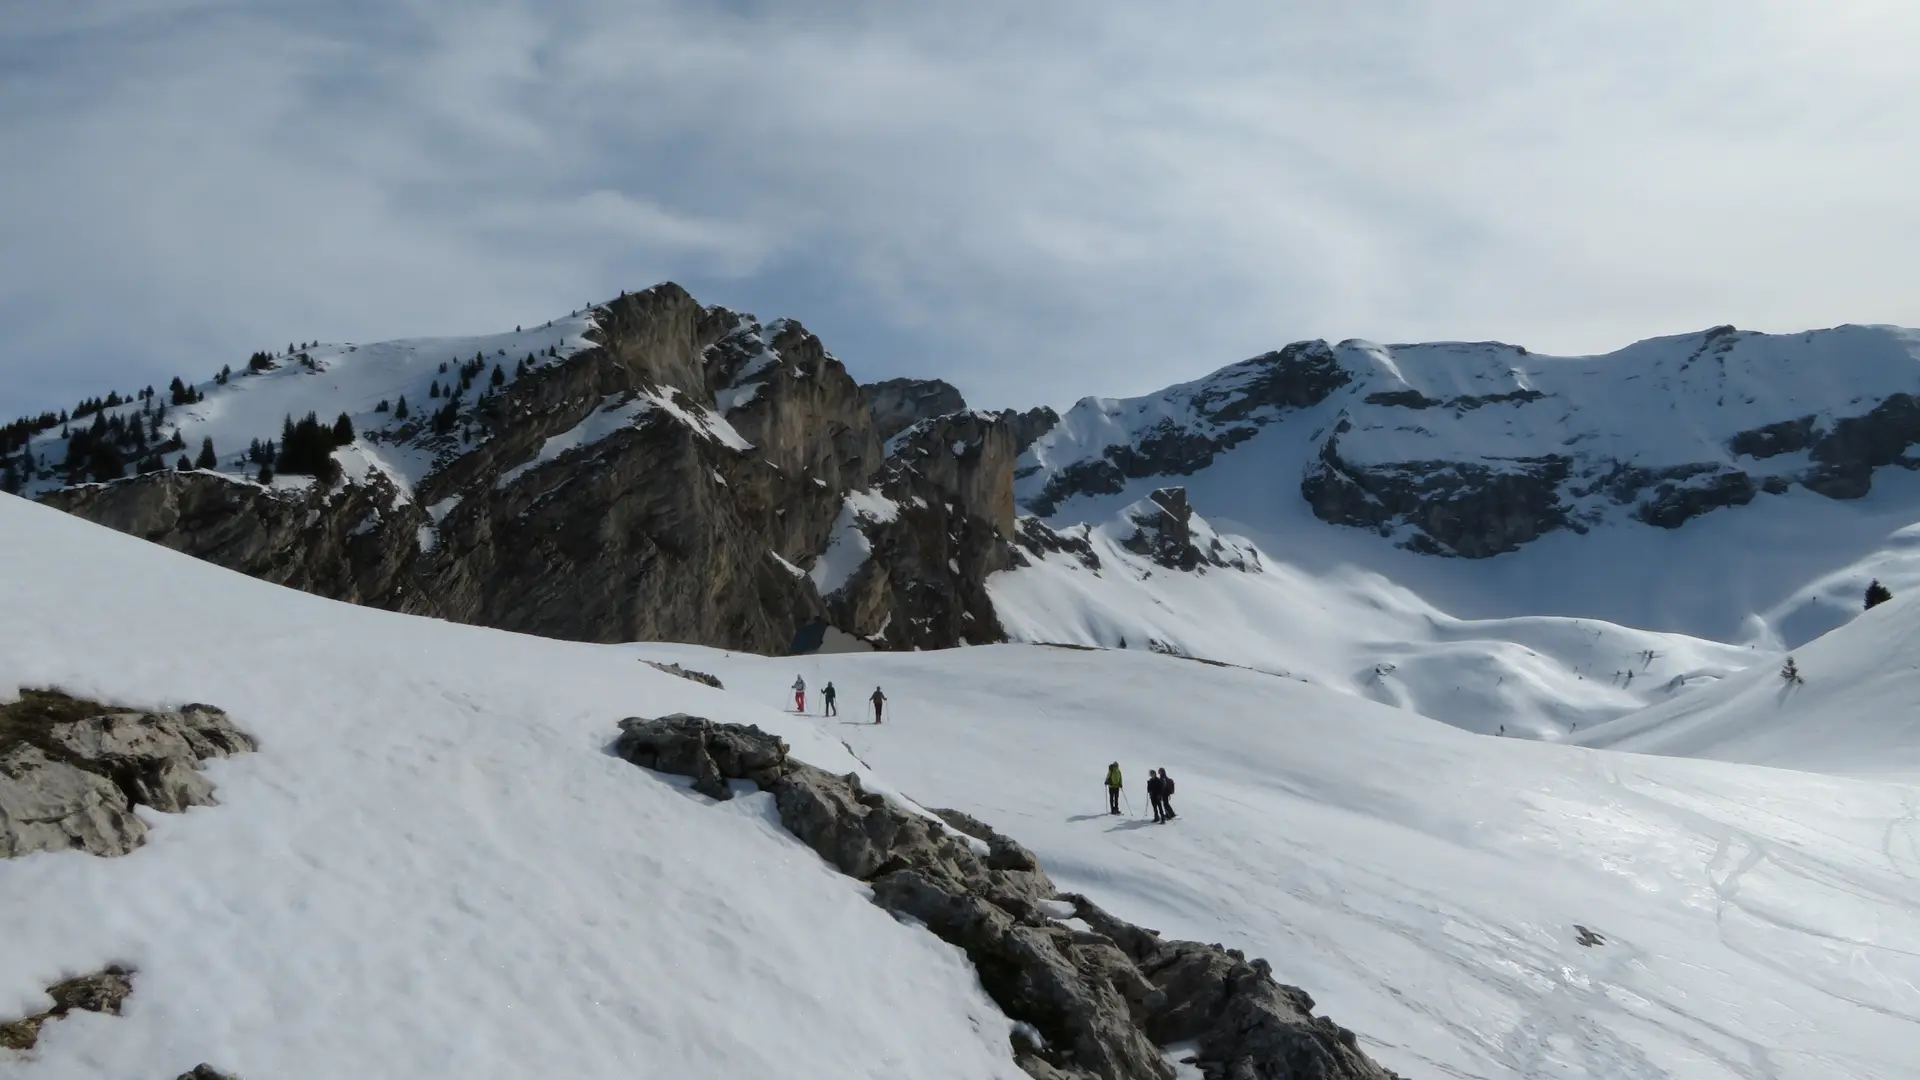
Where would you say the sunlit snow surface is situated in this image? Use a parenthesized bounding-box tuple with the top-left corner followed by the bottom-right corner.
(0, 495, 1028, 1080)
(1019, 325, 1920, 649)
(2, 492, 1915, 1078)
(642, 642, 1920, 1080)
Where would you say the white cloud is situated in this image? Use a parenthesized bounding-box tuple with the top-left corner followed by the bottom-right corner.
(3, 1, 1919, 416)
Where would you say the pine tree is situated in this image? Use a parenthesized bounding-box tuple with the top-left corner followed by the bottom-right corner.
(175, 454, 192, 471)
(331, 413, 355, 446)
(257, 462, 274, 485)
(490, 364, 505, 387)
(1781, 656, 1803, 684)
(196, 437, 217, 469)
(87, 441, 125, 483)
(375, 399, 390, 413)
(429, 381, 440, 399)
(394, 396, 410, 420)
(1866, 579, 1893, 610)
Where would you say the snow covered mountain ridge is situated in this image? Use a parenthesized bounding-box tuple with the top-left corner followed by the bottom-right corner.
(4, 285, 1052, 655)
(12, 289, 1920, 737)
(1021, 323, 1920, 558)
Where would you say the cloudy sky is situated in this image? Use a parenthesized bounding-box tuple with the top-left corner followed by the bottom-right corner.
(4, 1, 1919, 416)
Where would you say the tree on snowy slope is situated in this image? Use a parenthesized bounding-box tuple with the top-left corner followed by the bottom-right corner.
(195, 438, 217, 470)
(276, 413, 341, 483)
(1865, 579, 1893, 610)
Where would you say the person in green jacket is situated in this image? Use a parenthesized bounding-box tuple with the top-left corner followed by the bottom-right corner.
(1105, 762, 1124, 815)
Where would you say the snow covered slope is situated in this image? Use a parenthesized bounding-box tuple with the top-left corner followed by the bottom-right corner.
(12, 313, 603, 501)
(1017, 324, 1920, 646)
(1572, 587, 1920, 779)
(996, 496, 1759, 737)
(639, 642, 1920, 1080)
(0, 493, 1031, 1079)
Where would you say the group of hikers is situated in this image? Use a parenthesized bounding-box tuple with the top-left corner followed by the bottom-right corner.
(1104, 762, 1177, 823)
(788, 679, 1182, 825)
(792, 676, 886, 723)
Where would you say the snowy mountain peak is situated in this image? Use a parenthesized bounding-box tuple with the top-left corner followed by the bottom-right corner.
(1020, 322, 1920, 562)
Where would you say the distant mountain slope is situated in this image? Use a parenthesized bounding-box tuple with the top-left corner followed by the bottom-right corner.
(1017, 324, 1920, 646)
(993, 486, 1758, 736)
(1572, 587, 1920, 778)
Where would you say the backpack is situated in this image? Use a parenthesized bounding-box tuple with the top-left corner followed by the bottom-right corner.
(1162, 776, 1175, 795)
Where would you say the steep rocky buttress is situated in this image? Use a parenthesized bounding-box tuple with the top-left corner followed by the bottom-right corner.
(34, 285, 1050, 654)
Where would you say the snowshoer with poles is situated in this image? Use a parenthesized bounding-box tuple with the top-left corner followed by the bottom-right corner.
(822, 682, 838, 717)
(870, 686, 886, 724)
(1157, 769, 1176, 820)
(1147, 770, 1166, 823)
(792, 675, 806, 713)
(1105, 762, 1124, 815)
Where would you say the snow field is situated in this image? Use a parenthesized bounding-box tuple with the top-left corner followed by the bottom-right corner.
(993, 501, 1757, 737)
(0, 494, 1029, 1080)
(1575, 585, 1920, 778)
(636, 642, 1920, 1080)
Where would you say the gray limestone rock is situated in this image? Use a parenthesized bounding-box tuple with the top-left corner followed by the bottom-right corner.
(0, 691, 254, 859)
(863, 378, 969, 442)
(43, 283, 1017, 656)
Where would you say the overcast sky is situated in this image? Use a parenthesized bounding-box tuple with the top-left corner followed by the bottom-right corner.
(4, 1, 1919, 417)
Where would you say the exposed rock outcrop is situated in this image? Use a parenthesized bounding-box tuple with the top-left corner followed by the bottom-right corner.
(1, 966, 134, 1051)
(1005, 406, 1061, 456)
(821, 410, 1022, 648)
(42, 284, 1015, 655)
(1117, 488, 1258, 573)
(863, 378, 968, 442)
(1024, 341, 1353, 518)
(1020, 326, 1920, 558)
(613, 715, 1400, 1080)
(642, 661, 725, 689)
(0, 691, 255, 858)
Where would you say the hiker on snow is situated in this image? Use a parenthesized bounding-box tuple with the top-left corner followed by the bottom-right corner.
(870, 686, 887, 724)
(822, 682, 838, 717)
(1157, 768, 1176, 820)
(1147, 769, 1166, 823)
(792, 675, 806, 713)
(1105, 762, 1124, 815)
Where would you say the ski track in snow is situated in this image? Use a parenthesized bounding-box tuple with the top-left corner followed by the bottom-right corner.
(637, 642, 1920, 1080)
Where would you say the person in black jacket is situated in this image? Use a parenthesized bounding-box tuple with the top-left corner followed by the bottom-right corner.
(1146, 770, 1166, 823)
(1157, 769, 1176, 820)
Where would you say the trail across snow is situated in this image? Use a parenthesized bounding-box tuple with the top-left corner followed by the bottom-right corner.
(639, 642, 1920, 1080)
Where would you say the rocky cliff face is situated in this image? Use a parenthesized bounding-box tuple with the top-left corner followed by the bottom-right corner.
(33, 284, 1017, 655)
(1020, 325, 1920, 557)
(863, 377, 968, 441)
